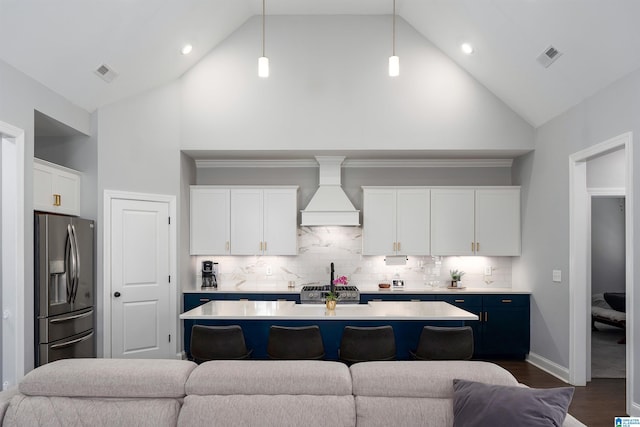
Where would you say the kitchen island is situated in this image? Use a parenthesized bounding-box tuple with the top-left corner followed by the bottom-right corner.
(180, 300, 478, 360)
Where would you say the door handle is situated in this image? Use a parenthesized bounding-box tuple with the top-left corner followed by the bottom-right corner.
(114, 292, 121, 298)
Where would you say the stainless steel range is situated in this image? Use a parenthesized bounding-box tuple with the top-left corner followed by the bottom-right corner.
(300, 285, 360, 304)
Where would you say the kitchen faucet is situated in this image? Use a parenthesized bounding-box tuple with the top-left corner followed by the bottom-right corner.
(330, 262, 335, 294)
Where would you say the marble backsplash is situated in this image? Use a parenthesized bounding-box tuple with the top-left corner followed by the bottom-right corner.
(193, 226, 513, 289)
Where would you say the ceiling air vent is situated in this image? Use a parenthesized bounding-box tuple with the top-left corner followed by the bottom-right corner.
(536, 45, 563, 68)
(93, 63, 118, 83)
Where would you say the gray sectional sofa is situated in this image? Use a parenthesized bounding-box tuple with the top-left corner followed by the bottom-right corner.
(0, 358, 584, 426)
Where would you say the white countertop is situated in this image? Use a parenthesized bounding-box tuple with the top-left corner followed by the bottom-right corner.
(179, 300, 479, 321)
(183, 281, 530, 295)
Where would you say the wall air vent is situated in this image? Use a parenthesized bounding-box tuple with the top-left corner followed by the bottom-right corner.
(93, 63, 118, 83)
(536, 45, 563, 68)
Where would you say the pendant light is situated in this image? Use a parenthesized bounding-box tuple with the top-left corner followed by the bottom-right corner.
(388, 0, 399, 77)
(258, 0, 269, 78)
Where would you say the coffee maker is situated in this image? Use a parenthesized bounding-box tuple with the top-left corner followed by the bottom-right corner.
(202, 260, 218, 288)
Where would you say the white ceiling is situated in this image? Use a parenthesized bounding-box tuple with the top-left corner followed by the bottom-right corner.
(2, 0, 640, 127)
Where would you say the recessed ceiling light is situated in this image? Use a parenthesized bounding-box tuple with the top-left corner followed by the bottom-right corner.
(461, 43, 474, 55)
(181, 44, 193, 55)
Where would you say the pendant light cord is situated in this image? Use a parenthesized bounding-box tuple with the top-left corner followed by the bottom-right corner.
(392, 0, 396, 56)
(262, 0, 266, 57)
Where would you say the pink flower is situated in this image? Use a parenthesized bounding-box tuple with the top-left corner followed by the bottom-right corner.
(333, 275, 348, 285)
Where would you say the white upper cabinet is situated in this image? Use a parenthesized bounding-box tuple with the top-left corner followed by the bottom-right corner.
(475, 188, 521, 256)
(231, 187, 298, 256)
(230, 189, 264, 255)
(190, 187, 230, 255)
(191, 186, 298, 256)
(431, 187, 520, 256)
(33, 159, 81, 216)
(262, 188, 298, 255)
(362, 187, 430, 255)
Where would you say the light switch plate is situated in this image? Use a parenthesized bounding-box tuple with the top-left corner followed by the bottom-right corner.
(484, 266, 492, 276)
(266, 265, 272, 276)
(552, 270, 562, 283)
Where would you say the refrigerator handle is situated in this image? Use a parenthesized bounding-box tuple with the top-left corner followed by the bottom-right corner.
(50, 331, 94, 350)
(65, 224, 74, 304)
(70, 224, 80, 302)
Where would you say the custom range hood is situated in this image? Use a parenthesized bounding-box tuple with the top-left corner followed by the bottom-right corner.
(301, 156, 360, 226)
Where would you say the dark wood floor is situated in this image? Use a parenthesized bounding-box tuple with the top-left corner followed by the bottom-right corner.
(495, 360, 626, 426)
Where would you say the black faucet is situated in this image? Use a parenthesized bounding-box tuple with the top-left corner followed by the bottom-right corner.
(330, 262, 335, 293)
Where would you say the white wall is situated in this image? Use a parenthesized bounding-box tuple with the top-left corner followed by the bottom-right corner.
(181, 16, 534, 152)
(591, 198, 625, 295)
(0, 59, 91, 374)
(512, 66, 640, 404)
(96, 81, 182, 356)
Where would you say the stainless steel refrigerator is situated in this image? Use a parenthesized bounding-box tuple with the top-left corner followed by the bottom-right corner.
(35, 213, 95, 367)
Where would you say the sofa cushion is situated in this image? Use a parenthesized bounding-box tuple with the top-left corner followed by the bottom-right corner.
(452, 379, 575, 427)
(350, 361, 518, 398)
(186, 360, 352, 396)
(3, 394, 181, 427)
(19, 358, 197, 398)
(178, 395, 355, 427)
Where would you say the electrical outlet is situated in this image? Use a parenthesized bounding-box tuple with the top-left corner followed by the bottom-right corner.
(484, 266, 492, 276)
(266, 265, 272, 276)
(552, 270, 562, 283)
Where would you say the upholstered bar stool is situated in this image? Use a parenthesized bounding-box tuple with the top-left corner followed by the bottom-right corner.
(190, 325, 252, 363)
(339, 325, 396, 364)
(411, 325, 474, 360)
(266, 325, 325, 360)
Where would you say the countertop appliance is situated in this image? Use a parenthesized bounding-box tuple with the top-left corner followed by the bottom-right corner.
(35, 213, 95, 367)
(201, 260, 218, 288)
(300, 285, 360, 304)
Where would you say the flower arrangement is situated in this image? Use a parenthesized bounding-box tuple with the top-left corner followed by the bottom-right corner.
(332, 275, 348, 285)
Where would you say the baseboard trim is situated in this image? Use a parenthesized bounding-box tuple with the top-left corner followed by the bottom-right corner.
(526, 352, 571, 384)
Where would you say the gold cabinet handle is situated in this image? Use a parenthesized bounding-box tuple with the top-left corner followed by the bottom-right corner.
(484, 312, 488, 322)
(393, 242, 397, 252)
(502, 299, 512, 303)
(53, 194, 61, 206)
(226, 241, 230, 252)
(199, 298, 210, 302)
(264, 241, 267, 251)
(397, 242, 401, 251)
(471, 242, 474, 252)
(455, 299, 464, 303)
(476, 242, 480, 252)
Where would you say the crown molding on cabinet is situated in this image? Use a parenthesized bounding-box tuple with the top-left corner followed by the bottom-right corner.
(195, 158, 513, 169)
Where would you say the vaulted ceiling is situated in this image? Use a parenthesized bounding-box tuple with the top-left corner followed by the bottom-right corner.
(1, 0, 639, 127)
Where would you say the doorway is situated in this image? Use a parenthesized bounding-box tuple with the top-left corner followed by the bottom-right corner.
(590, 196, 626, 380)
(0, 121, 25, 390)
(569, 132, 634, 414)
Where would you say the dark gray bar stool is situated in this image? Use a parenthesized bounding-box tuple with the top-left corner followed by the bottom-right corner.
(339, 325, 396, 364)
(411, 326, 474, 360)
(267, 325, 325, 360)
(190, 325, 252, 363)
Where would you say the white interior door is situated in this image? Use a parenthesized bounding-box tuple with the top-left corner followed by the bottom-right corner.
(111, 199, 172, 358)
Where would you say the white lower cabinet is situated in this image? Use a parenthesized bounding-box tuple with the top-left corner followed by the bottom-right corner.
(362, 187, 430, 255)
(33, 159, 81, 216)
(430, 187, 520, 256)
